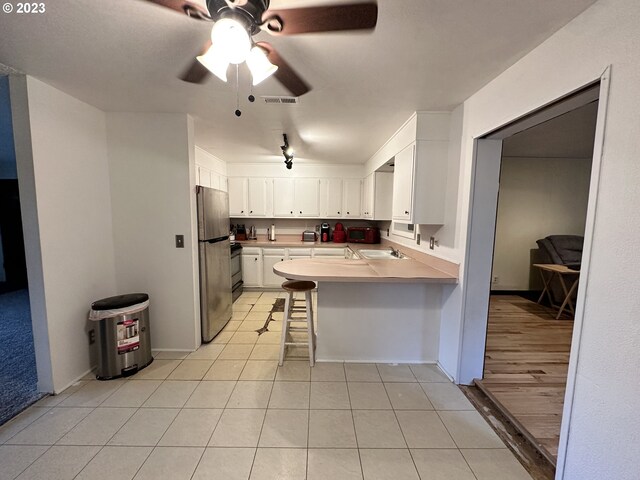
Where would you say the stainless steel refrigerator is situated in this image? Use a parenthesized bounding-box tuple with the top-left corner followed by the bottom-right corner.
(197, 186, 232, 342)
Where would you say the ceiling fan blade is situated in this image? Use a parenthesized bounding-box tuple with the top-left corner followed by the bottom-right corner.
(180, 41, 212, 83)
(256, 42, 311, 97)
(263, 2, 377, 35)
(142, 0, 211, 19)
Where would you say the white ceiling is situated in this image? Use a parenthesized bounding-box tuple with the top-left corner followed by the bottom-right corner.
(0, 0, 597, 164)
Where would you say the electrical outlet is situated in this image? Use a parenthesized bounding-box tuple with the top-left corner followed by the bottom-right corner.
(416, 234, 421, 245)
(492, 276, 499, 284)
(88, 329, 95, 345)
(175, 235, 184, 248)
(429, 236, 435, 250)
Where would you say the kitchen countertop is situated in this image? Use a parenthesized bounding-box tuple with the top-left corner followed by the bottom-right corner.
(241, 234, 458, 283)
(273, 256, 457, 284)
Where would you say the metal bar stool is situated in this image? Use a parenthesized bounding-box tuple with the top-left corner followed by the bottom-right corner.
(278, 280, 316, 366)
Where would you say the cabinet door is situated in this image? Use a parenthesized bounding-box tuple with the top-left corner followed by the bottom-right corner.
(320, 179, 343, 217)
(294, 178, 320, 217)
(273, 178, 296, 217)
(343, 179, 362, 218)
(241, 254, 262, 287)
(228, 177, 248, 216)
(248, 178, 268, 216)
(392, 144, 415, 221)
(262, 255, 286, 287)
(197, 166, 211, 187)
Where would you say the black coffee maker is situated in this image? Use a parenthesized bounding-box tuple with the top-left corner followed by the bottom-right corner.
(320, 223, 331, 242)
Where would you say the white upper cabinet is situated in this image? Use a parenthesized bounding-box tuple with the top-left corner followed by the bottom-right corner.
(391, 140, 448, 224)
(361, 174, 373, 218)
(343, 179, 362, 218)
(273, 178, 296, 216)
(247, 178, 271, 216)
(228, 177, 248, 216)
(197, 166, 211, 188)
(320, 178, 343, 218)
(294, 178, 320, 217)
(392, 144, 416, 221)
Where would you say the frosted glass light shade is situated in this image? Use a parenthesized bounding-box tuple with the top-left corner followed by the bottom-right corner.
(211, 18, 251, 65)
(246, 46, 278, 85)
(197, 45, 229, 82)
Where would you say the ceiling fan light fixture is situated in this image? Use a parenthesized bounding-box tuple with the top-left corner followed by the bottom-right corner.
(211, 18, 251, 64)
(246, 46, 278, 85)
(197, 45, 229, 82)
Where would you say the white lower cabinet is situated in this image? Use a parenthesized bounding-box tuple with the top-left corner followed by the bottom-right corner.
(262, 249, 287, 288)
(241, 248, 262, 287)
(243, 247, 347, 289)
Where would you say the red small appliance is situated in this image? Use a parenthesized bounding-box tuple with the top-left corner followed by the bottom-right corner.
(333, 222, 346, 243)
(346, 227, 380, 244)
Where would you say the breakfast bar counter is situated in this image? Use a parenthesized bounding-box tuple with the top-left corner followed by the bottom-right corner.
(273, 257, 457, 283)
(272, 245, 459, 364)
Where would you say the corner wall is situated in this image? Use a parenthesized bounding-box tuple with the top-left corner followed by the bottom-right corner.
(15, 76, 117, 392)
(106, 113, 199, 351)
(453, 0, 640, 477)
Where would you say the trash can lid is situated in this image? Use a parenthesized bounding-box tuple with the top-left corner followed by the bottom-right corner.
(91, 293, 149, 311)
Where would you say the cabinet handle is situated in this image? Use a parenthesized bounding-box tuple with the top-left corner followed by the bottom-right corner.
(300, 211, 302, 214)
(347, 212, 350, 215)
(404, 210, 409, 215)
(241, 210, 244, 213)
(250, 210, 253, 214)
(254, 258, 257, 262)
(338, 212, 340, 214)
(290, 211, 293, 214)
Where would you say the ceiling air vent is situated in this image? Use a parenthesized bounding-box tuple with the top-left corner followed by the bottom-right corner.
(261, 96, 300, 105)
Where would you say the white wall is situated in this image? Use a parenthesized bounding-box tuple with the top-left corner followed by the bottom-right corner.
(18, 76, 117, 393)
(106, 113, 200, 352)
(227, 162, 364, 179)
(492, 157, 592, 290)
(450, 0, 640, 477)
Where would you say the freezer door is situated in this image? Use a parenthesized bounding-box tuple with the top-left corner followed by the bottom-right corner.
(199, 238, 233, 342)
(197, 186, 230, 240)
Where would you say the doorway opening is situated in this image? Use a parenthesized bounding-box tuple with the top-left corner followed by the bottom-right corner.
(477, 100, 598, 466)
(0, 75, 41, 425)
(459, 74, 609, 476)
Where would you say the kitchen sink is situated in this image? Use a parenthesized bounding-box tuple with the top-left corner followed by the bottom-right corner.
(357, 249, 409, 260)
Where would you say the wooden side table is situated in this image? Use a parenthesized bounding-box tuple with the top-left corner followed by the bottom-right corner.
(534, 264, 580, 319)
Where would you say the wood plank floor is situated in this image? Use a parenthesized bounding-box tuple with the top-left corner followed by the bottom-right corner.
(476, 295, 574, 465)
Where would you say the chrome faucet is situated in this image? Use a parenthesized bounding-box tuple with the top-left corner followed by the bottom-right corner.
(389, 247, 401, 258)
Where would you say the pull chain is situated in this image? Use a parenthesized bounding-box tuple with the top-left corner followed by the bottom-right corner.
(234, 65, 241, 117)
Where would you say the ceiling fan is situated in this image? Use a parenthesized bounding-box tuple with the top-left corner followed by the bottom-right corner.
(142, 0, 378, 96)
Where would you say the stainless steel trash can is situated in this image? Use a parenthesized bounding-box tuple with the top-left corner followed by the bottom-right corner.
(89, 293, 153, 380)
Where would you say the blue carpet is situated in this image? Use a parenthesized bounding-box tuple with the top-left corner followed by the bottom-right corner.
(0, 289, 43, 425)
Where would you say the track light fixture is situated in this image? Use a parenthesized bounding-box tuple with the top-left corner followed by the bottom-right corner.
(281, 134, 294, 169)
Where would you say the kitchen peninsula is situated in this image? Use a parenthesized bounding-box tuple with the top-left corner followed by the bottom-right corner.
(272, 243, 458, 364)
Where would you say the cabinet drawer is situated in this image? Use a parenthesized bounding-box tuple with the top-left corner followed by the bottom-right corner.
(289, 248, 313, 256)
(262, 248, 286, 256)
(242, 247, 261, 255)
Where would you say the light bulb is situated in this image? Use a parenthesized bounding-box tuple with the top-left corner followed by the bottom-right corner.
(197, 45, 229, 82)
(285, 146, 293, 157)
(246, 46, 278, 85)
(211, 18, 251, 65)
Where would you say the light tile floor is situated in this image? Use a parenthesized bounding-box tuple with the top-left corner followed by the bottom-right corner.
(0, 292, 532, 480)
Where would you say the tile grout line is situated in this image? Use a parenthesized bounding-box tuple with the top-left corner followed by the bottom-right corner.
(343, 362, 366, 480)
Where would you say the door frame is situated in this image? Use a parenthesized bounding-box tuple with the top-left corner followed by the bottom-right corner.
(458, 67, 611, 478)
